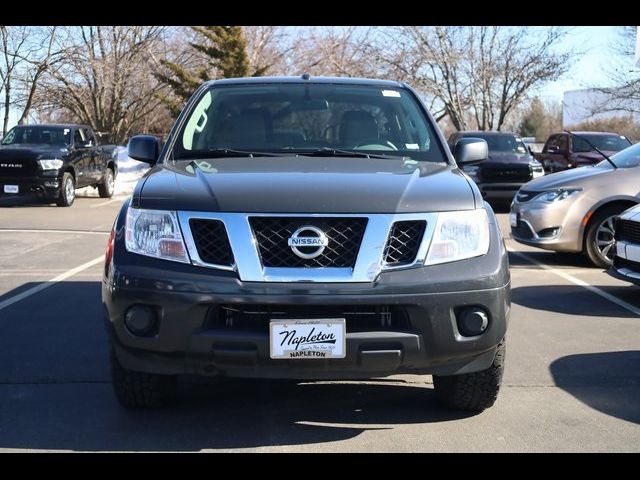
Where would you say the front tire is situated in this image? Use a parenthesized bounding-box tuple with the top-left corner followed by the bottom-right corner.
(98, 167, 115, 198)
(433, 339, 505, 412)
(584, 205, 626, 268)
(110, 349, 177, 409)
(56, 172, 75, 207)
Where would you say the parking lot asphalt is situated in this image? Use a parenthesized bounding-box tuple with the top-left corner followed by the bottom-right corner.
(0, 197, 639, 452)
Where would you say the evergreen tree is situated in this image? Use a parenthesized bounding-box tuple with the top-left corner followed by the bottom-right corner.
(156, 26, 263, 116)
(518, 97, 546, 138)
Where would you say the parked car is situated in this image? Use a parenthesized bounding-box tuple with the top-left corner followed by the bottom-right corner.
(448, 131, 544, 201)
(0, 123, 118, 206)
(534, 131, 631, 173)
(511, 141, 640, 267)
(103, 76, 510, 411)
(609, 204, 640, 285)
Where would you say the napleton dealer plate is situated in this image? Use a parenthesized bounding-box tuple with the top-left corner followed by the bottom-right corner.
(269, 319, 346, 359)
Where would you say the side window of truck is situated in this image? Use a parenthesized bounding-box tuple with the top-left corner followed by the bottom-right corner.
(74, 129, 84, 147)
(82, 128, 96, 147)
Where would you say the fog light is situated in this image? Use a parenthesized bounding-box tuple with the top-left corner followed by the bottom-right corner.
(44, 180, 59, 187)
(457, 307, 489, 337)
(124, 305, 158, 336)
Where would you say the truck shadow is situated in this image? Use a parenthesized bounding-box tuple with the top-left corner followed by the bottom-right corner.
(508, 250, 595, 269)
(0, 280, 475, 452)
(550, 351, 640, 425)
(511, 284, 640, 318)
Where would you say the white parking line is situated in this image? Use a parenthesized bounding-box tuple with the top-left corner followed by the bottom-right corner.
(0, 255, 104, 312)
(0, 229, 109, 235)
(89, 198, 126, 208)
(508, 248, 640, 316)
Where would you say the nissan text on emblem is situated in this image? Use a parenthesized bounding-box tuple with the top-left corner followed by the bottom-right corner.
(288, 226, 329, 259)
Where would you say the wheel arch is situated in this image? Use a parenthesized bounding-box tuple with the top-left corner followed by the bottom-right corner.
(580, 196, 639, 248)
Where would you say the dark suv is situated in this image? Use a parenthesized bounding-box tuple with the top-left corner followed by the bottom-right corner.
(448, 131, 545, 202)
(103, 76, 510, 411)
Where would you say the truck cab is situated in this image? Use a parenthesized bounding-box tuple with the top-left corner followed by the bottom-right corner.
(535, 131, 631, 173)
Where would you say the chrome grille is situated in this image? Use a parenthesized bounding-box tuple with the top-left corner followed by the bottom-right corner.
(383, 220, 426, 265)
(249, 217, 367, 268)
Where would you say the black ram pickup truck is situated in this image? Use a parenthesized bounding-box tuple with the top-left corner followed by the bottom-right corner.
(0, 123, 118, 206)
(448, 131, 545, 202)
(103, 76, 510, 412)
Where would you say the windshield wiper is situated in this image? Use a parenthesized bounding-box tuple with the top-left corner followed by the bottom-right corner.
(564, 130, 618, 169)
(294, 147, 395, 159)
(175, 148, 281, 160)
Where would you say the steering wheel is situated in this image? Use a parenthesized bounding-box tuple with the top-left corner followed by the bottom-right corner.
(353, 141, 399, 151)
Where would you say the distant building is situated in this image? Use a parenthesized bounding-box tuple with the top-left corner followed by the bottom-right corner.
(563, 88, 640, 127)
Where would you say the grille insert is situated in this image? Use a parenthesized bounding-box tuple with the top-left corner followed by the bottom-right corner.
(383, 220, 426, 265)
(189, 219, 234, 266)
(616, 219, 640, 245)
(249, 217, 367, 268)
(210, 304, 411, 333)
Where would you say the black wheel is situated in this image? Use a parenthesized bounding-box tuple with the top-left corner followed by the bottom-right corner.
(110, 348, 177, 408)
(433, 339, 505, 412)
(98, 167, 115, 198)
(56, 172, 75, 207)
(584, 205, 626, 268)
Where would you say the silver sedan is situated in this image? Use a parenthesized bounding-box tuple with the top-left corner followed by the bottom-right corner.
(510, 141, 640, 267)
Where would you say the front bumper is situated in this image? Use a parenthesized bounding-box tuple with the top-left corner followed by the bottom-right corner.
(103, 210, 511, 380)
(0, 175, 61, 202)
(609, 242, 640, 285)
(510, 195, 588, 252)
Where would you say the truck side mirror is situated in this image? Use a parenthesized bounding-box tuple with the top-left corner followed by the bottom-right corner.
(453, 138, 488, 165)
(128, 135, 161, 165)
(547, 145, 559, 153)
(78, 139, 93, 148)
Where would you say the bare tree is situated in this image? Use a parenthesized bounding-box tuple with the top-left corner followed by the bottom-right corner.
(290, 27, 380, 78)
(591, 27, 640, 116)
(41, 26, 169, 144)
(244, 26, 293, 75)
(373, 26, 573, 131)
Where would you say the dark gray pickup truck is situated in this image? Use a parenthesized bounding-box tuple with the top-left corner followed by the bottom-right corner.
(0, 123, 118, 206)
(103, 76, 510, 412)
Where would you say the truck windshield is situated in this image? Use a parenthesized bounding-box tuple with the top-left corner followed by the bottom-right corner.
(463, 133, 526, 154)
(572, 134, 630, 153)
(172, 83, 448, 163)
(1, 126, 71, 147)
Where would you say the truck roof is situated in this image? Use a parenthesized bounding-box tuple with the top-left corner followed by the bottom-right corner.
(553, 131, 623, 136)
(13, 123, 92, 130)
(205, 75, 405, 88)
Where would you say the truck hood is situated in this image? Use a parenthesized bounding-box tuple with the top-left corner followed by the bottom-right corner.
(137, 156, 476, 213)
(523, 164, 614, 190)
(485, 152, 533, 165)
(572, 150, 617, 164)
(0, 144, 69, 159)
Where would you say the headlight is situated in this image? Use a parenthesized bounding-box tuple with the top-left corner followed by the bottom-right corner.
(530, 160, 545, 178)
(125, 208, 189, 263)
(533, 188, 581, 203)
(38, 159, 63, 170)
(425, 209, 490, 265)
